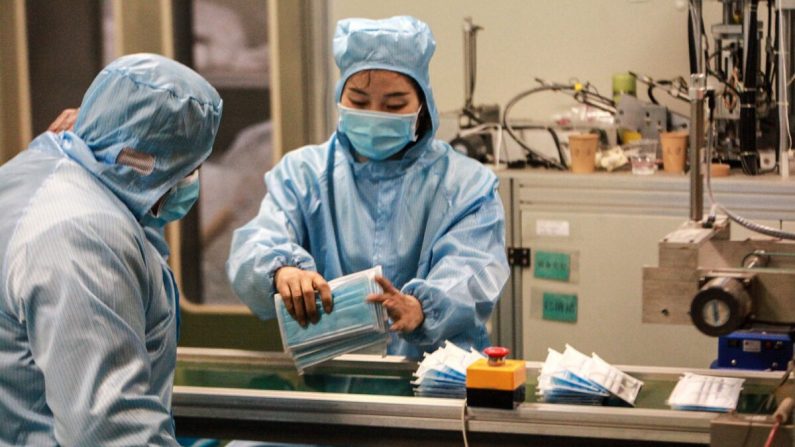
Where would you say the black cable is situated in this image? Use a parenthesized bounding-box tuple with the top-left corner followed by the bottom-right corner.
(688, 3, 698, 73)
(548, 127, 565, 168)
(765, 0, 775, 94)
(630, 71, 691, 103)
(572, 89, 616, 113)
(707, 68, 742, 96)
(512, 123, 567, 169)
(647, 85, 659, 104)
(502, 85, 570, 170)
(461, 107, 484, 125)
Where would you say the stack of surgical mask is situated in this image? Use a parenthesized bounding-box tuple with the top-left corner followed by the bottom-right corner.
(667, 373, 744, 412)
(412, 341, 484, 398)
(276, 266, 388, 373)
(537, 344, 644, 406)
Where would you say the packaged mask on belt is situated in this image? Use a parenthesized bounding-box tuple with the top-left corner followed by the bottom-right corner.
(667, 372, 744, 412)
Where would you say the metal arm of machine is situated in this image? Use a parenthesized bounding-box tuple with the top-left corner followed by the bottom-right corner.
(643, 218, 795, 334)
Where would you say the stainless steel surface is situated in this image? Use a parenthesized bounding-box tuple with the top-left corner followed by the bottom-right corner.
(177, 346, 417, 374)
(173, 385, 714, 444)
(495, 174, 523, 358)
(510, 170, 795, 221)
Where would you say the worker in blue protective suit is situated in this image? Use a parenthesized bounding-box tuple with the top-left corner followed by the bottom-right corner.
(0, 53, 222, 446)
(227, 16, 510, 360)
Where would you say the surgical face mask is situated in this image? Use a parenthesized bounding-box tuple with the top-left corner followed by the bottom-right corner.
(141, 170, 200, 227)
(275, 266, 388, 372)
(337, 103, 420, 161)
(537, 345, 644, 406)
(412, 341, 484, 398)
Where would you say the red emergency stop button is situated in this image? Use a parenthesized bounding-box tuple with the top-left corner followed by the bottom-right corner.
(484, 346, 510, 366)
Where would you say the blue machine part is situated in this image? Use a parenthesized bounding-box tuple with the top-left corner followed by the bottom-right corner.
(713, 331, 793, 371)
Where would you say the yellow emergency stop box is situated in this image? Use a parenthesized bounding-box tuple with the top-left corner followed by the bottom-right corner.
(466, 358, 526, 390)
(466, 358, 526, 408)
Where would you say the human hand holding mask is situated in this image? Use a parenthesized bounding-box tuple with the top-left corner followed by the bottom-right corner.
(367, 275, 424, 332)
(274, 266, 333, 326)
(275, 266, 389, 372)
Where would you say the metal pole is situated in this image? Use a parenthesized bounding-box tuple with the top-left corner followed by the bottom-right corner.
(690, 74, 706, 222)
(689, 0, 705, 222)
(779, 4, 790, 178)
(780, 2, 794, 178)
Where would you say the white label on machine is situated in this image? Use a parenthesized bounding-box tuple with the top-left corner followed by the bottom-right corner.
(536, 220, 570, 237)
(743, 340, 761, 353)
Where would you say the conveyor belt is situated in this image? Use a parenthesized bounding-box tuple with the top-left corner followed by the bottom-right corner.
(172, 348, 792, 446)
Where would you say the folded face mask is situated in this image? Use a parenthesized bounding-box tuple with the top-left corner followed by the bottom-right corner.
(411, 341, 485, 398)
(275, 266, 388, 373)
(537, 345, 644, 406)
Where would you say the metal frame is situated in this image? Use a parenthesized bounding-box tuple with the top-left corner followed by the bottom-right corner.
(495, 173, 524, 357)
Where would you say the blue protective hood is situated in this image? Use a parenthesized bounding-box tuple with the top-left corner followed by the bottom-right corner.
(64, 53, 223, 219)
(333, 16, 439, 137)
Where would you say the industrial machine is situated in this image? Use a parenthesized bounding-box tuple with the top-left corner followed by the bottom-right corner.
(643, 0, 795, 358)
(642, 218, 795, 340)
(641, 3, 795, 442)
(698, 0, 791, 174)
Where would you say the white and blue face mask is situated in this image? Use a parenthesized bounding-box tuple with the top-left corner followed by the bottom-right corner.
(141, 170, 200, 227)
(337, 103, 420, 161)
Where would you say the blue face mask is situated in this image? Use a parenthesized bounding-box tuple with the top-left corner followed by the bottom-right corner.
(275, 266, 389, 372)
(337, 104, 420, 161)
(141, 171, 200, 227)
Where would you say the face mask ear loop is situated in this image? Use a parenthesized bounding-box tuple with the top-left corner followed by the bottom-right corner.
(178, 169, 200, 186)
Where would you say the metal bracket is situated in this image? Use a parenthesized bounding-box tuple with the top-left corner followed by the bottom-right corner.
(507, 247, 530, 268)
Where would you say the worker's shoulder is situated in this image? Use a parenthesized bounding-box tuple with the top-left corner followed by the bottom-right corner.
(428, 139, 498, 193)
(11, 164, 142, 255)
(280, 144, 328, 168)
(269, 144, 329, 181)
(431, 139, 497, 178)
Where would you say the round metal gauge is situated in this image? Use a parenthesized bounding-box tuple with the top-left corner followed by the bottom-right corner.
(690, 276, 752, 337)
(700, 298, 731, 328)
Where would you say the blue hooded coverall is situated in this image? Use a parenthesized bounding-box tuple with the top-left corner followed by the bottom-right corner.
(0, 54, 222, 446)
(227, 16, 510, 360)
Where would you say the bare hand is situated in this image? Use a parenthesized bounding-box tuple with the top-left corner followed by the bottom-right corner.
(274, 267, 332, 326)
(367, 275, 424, 333)
(48, 108, 79, 132)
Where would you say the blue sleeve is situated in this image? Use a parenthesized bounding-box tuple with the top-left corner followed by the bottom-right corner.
(226, 155, 318, 320)
(400, 178, 510, 349)
(12, 218, 178, 446)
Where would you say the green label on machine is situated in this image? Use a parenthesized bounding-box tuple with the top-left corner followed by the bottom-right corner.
(542, 292, 578, 322)
(534, 251, 570, 281)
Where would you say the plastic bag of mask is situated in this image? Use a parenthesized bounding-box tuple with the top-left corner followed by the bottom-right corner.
(667, 372, 744, 412)
(537, 344, 644, 406)
(275, 266, 388, 373)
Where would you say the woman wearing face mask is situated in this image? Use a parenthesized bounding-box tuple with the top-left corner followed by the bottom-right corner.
(227, 16, 509, 359)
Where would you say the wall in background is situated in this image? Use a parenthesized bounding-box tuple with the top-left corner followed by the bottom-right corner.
(328, 0, 727, 121)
